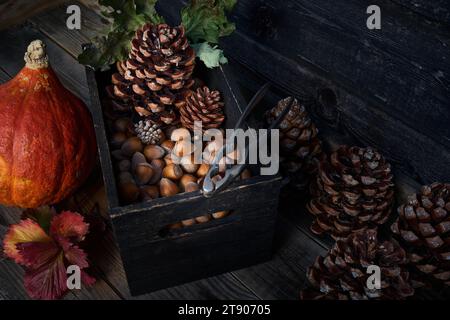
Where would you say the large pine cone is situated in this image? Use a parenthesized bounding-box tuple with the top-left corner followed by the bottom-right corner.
(265, 97, 322, 190)
(180, 86, 225, 131)
(301, 230, 414, 300)
(391, 183, 450, 288)
(111, 23, 195, 124)
(307, 146, 394, 240)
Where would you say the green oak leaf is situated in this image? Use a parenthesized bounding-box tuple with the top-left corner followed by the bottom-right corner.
(192, 42, 228, 68)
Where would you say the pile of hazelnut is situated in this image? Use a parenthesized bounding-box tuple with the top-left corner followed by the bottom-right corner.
(109, 117, 251, 228)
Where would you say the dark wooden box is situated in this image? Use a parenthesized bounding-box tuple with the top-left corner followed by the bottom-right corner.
(85, 63, 282, 296)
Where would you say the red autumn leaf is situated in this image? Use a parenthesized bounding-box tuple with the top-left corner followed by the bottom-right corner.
(50, 211, 89, 242)
(2, 208, 95, 300)
(23, 253, 68, 300)
(3, 219, 52, 266)
(64, 243, 89, 269)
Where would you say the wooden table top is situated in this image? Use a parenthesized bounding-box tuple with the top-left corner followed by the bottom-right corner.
(0, 2, 444, 301)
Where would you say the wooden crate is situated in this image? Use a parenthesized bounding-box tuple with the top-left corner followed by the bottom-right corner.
(85, 62, 282, 296)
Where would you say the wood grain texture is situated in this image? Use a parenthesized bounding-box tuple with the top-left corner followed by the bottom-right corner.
(29, 3, 107, 57)
(0, 0, 68, 30)
(0, 24, 90, 103)
(390, 0, 450, 24)
(159, 0, 450, 185)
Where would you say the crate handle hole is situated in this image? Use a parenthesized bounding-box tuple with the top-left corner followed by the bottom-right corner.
(160, 211, 234, 238)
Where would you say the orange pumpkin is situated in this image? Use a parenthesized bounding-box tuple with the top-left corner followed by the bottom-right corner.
(0, 40, 97, 208)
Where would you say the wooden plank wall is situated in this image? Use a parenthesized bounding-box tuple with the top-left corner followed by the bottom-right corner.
(160, 0, 450, 186)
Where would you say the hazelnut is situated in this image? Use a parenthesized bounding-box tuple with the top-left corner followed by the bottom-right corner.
(118, 171, 134, 184)
(181, 218, 196, 227)
(164, 154, 175, 166)
(144, 145, 166, 160)
(212, 211, 229, 219)
(160, 178, 179, 197)
(160, 140, 175, 153)
(118, 159, 131, 172)
(121, 137, 143, 156)
(148, 164, 163, 185)
(180, 154, 200, 174)
(184, 181, 200, 193)
(202, 140, 224, 164)
(118, 181, 139, 203)
(241, 169, 252, 180)
(151, 159, 165, 170)
(111, 132, 127, 149)
(134, 163, 154, 185)
(195, 215, 212, 223)
(180, 175, 198, 191)
(162, 164, 183, 180)
(131, 152, 147, 168)
(114, 118, 133, 133)
(196, 163, 210, 177)
(112, 150, 128, 161)
(140, 185, 159, 200)
(170, 127, 191, 142)
(169, 222, 183, 230)
(173, 141, 193, 158)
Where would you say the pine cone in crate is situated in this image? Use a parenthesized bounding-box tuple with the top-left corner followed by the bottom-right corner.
(307, 146, 394, 240)
(265, 97, 322, 190)
(391, 183, 450, 288)
(134, 119, 164, 145)
(301, 230, 414, 300)
(111, 23, 195, 124)
(180, 86, 225, 131)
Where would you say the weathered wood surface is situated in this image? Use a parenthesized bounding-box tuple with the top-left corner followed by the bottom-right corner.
(0, 0, 98, 30)
(0, 1, 447, 300)
(160, 0, 450, 185)
(392, 0, 450, 23)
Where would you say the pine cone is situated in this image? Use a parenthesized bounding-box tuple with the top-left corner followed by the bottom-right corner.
(307, 146, 394, 240)
(134, 119, 163, 145)
(301, 230, 414, 300)
(180, 86, 225, 131)
(265, 97, 322, 190)
(111, 23, 195, 124)
(391, 183, 450, 288)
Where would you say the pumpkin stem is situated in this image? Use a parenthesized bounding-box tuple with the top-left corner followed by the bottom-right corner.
(24, 40, 49, 70)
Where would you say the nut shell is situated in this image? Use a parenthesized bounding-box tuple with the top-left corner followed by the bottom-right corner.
(195, 215, 212, 223)
(196, 163, 210, 177)
(212, 211, 229, 219)
(170, 127, 191, 142)
(144, 144, 166, 160)
(180, 154, 200, 173)
(163, 164, 183, 180)
(160, 178, 179, 197)
(184, 181, 200, 193)
(118, 181, 140, 203)
(180, 175, 198, 191)
(140, 185, 160, 200)
(135, 164, 154, 185)
(121, 137, 143, 156)
(111, 132, 128, 149)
